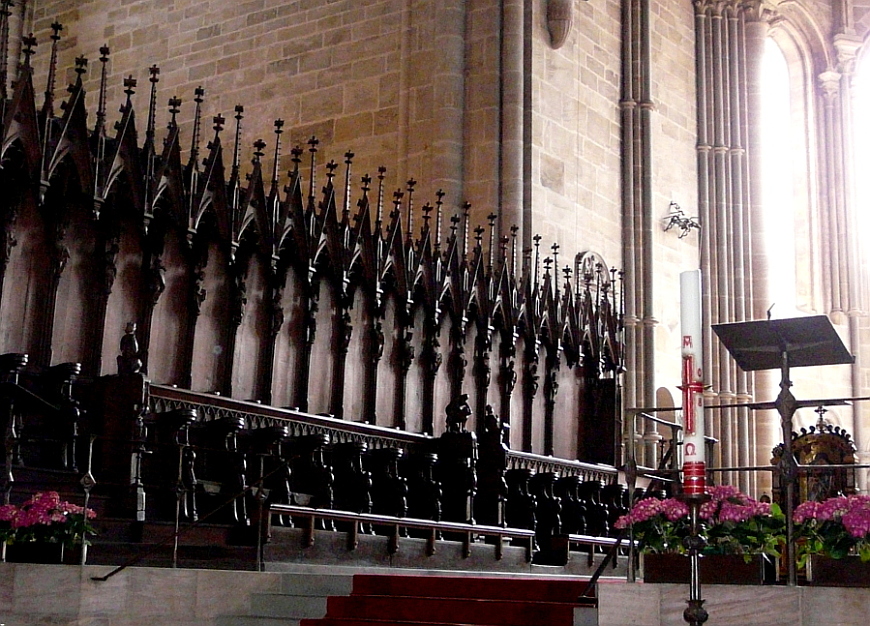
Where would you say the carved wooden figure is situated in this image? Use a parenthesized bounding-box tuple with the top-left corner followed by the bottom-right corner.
(369, 447, 409, 534)
(405, 452, 442, 525)
(144, 408, 197, 522)
(44, 362, 83, 472)
(437, 395, 478, 524)
(290, 434, 334, 530)
(476, 405, 508, 527)
(530, 471, 562, 554)
(505, 468, 537, 544)
(556, 475, 586, 535)
(332, 441, 373, 533)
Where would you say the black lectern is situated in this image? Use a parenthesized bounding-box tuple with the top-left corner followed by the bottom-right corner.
(712, 315, 854, 586)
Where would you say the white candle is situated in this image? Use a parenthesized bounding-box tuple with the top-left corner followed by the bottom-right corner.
(680, 270, 706, 495)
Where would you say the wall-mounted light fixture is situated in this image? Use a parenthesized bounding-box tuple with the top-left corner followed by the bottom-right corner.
(662, 201, 700, 238)
(547, 0, 574, 49)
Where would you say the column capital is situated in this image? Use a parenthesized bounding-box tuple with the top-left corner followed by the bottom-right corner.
(694, 0, 727, 18)
(741, 0, 776, 24)
(834, 34, 863, 74)
(819, 70, 842, 101)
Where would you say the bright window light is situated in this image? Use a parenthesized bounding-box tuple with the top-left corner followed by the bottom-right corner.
(760, 38, 797, 317)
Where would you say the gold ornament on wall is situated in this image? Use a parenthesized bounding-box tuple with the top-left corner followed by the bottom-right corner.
(547, 0, 573, 49)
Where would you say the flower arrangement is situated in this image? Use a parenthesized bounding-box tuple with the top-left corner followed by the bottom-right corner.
(0, 492, 96, 548)
(614, 485, 785, 561)
(793, 494, 870, 565)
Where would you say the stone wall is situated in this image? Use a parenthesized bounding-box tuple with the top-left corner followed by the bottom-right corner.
(598, 581, 870, 626)
(526, 0, 700, 397)
(0, 563, 283, 625)
(27, 0, 508, 231)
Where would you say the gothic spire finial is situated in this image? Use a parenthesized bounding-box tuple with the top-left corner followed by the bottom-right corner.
(231, 104, 244, 180)
(422, 202, 432, 232)
(307, 136, 319, 209)
(343, 151, 355, 219)
(375, 166, 386, 232)
(290, 145, 303, 174)
(271, 118, 284, 189)
(406, 178, 416, 242)
(326, 159, 338, 184)
(189, 86, 205, 169)
(168, 96, 181, 128)
(462, 202, 471, 259)
(551, 242, 560, 297)
(450, 213, 460, 238)
(123, 75, 137, 98)
(20, 33, 36, 70)
(487, 212, 497, 272)
(435, 189, 445, 251)
(42, 22, 63, 118)
(145, 65, 160, 148)
(510, 225, 519, 276)
(473, 224, 484, 246)
(253, 138, 266, 163)
(391, 189, 403, 221)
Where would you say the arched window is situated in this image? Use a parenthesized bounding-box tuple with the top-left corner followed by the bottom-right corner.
(760, 35, 812, 317)
(854, 48, 870, 245)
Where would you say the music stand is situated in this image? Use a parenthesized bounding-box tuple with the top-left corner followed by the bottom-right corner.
(712, 315, 854, 586)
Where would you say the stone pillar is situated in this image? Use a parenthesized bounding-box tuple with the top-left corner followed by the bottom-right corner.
(432, 0, 467, 208)
(500, 0, 526, 245)
(833, 34, 867, 490)
(741, 2, 775, 493)
(621, 0, 642, 461)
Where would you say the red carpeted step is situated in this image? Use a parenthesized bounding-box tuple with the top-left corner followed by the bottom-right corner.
(351, 574, 590, 603)
(318, 595, 575, 626)
(302, 621, 504, 626)
(302, 620, 492, 626)
(298, 573, 597, 626)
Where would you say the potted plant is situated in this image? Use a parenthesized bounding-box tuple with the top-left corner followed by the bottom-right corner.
(794, 494, 870, 586)
(0, 491, 96, 563)
(615, 485, 785, 584)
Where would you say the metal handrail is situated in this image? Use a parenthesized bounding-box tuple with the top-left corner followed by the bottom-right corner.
(268, 503, 627, 563)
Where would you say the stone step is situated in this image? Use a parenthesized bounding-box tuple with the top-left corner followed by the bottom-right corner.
(215, 616, 301, 626)
(250, 593, 328, 619)
(299, 610, 600, 626)
(279, 572, 355, 596)
(574, 606, 599, 626)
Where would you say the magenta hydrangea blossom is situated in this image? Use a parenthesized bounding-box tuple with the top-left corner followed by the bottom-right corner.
(614, 497, 662, 529)
(661, 498, 689, 521)
(615, 485, 784, 557)
(0, 491, 97, 546)
(793, 500, 823, 524)
(791, 494, 870, 563)
(0, 504, 17, 522)
(796, 494, 870, 540)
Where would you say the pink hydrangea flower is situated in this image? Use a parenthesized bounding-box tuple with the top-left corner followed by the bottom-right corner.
(661, 498, 689, 521)
(4, 491, 96, 531)
(0, 504, 17, 522)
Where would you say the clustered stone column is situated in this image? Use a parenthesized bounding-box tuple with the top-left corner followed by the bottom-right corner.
(821, 32, 867, 490)
(621, 0, 659, 468)
(693, 0, 765, 494)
